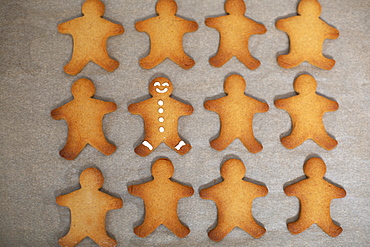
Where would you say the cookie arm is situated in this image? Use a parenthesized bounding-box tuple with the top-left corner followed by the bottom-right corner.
(180, 185, 194, 198)
(51, 106, 65, 120)
(185, 20, 199, 32)
(326, 99, 339, 112)
(253, 22, 267, 34)
(109, 196, 124, 209)
(179, 102, 194, 116)
(333, 186, 346, 199)
(56, 194, 70, 207)
(205, 17, 220, 29)
(284, 183, 298, 196)
(204, 99, 219, 112)
(128, 102, 142, 115)
(103, 102, 117, 114)
(199, 186, 216, 200)
(256, 101, 269, 113)
(58, 20, 73, 34)
(135, 20, 148, 32)
(127, 184, 143, 197)
(109, 22, 125, 36)
(254, 184, 268, 197)
(274, 98, 288, 110)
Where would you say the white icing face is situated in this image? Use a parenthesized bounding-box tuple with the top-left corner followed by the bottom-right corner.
(154, 82, 170, 93)
(149, 78, 173, 96)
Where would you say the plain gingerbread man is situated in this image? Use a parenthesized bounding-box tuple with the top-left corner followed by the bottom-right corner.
(274, 74, 338, 150)
(128, 158, 194, 238)
(56, 167, 123, 247)
(58, 0, 124, 75)
(206, 0, 267, 69)
(276, 0, 339, 70)
(51, 78, 117, 160)
(204, 74, 269, 153)
(135, 0, 198, 69)
(128, 77, 193, 156)
(284, 157, 346, 237)
(200, 159, 268, 241)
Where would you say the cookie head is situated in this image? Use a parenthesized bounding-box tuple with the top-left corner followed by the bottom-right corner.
(149, 77, 173, 97)
(71, 78, 96, 98)
(298, 0, 321, 18)
(152, 158, 174, 179)
(221, 159, 246, 180)
(225, 0, 246, 15)
(82, 0, 105, 17)
(293, 74, 317, 95)
(224, 74, 246, 95)
(304, 157, 326, 178)
(156, 0, 177, 16)
(80, 167, 104, 189)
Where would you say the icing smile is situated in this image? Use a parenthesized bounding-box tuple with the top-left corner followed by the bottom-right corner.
(156, 88, 168, 93)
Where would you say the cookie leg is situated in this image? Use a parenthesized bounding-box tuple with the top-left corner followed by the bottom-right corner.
(94, 55, 120, 72)
(90, 134, 117, 156)
(164, 217, 190, 238)
(287, 219, 312, 235)
(280, 130, 306, 149)
(134, 221, 161, 238)
(134, 139, 160, 157)
(90, 232, 117, 247)
(239, 221, 266, 238)
(59, 134, 85, 160)
(166, 137, 191, 155)
(139, 53, 166, 69)
(313, 131, 338, 150)
(237, 52, 261, 70)
(208, 223, 233, 242)
(209, 49, 232, 68)
(210, 131, 234, 151)
(58, 232, 85, 247)
(277, 53, 303, 69)
(317, 220, 343, 237)
(64, 55, 90, 76)
(310, 55, 335, 70)
(170, 52, 195, 70)
(240, 135, 263, 153)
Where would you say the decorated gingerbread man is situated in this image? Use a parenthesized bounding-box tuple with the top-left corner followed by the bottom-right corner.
(58, 0, 124, 75)
(128, 158, 194, 238)
(204, 74, 269, 153)
(56, 167, 123, 247)
(206, 0, 267, 69)
(274, 74, 338, 150)
(200, 159, 268, 241)
(51, 78, 117, 160)
(128, 77, 193, 156)
(135, 0, 198, 69)
(276, 0, 339, 70)
(284, 157, 346, 237)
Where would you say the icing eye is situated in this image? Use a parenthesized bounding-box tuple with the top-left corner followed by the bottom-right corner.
(154, 82, 161, 86)
(162, 82, 170, 87)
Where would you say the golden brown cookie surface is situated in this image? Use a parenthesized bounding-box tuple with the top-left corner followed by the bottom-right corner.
(58, 0, 124, 75)
(206, 0, 267, 69)
(128, 158, 194, 238)
(200, 159, 268, 241)
(135, 0, 198, 69)
(51, 78, 117, 160)
(56, 167, 123, 247)
(276, 0, 339, 70)
(284, 157, 346, 237)
(204, 74, 269, 153)
(274, 74, 338, 150)
(128, 77, 193, 156)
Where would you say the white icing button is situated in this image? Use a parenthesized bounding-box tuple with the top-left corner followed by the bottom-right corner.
(158, 108, 164, 114)
(159, 127, 165, 132)
(159, 117, 164, 123)
(158, 100, 164, 106)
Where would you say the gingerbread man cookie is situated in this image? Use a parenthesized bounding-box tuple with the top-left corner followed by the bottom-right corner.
(284, 157, 346, 237)
(135, 0, 198, 69)
(204, 74, 269, 153)
(276, 0, 339, 70)
(128, 77, 193, 156)
(128, 158, 194, 238)
(56, 167, 123, 247)
(200, 159, 268, 241)
(206, 0, 267, 69)
(51, 78, 117, 160)
(58, 0, 124, 75)
(274, 74, 338, 150)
